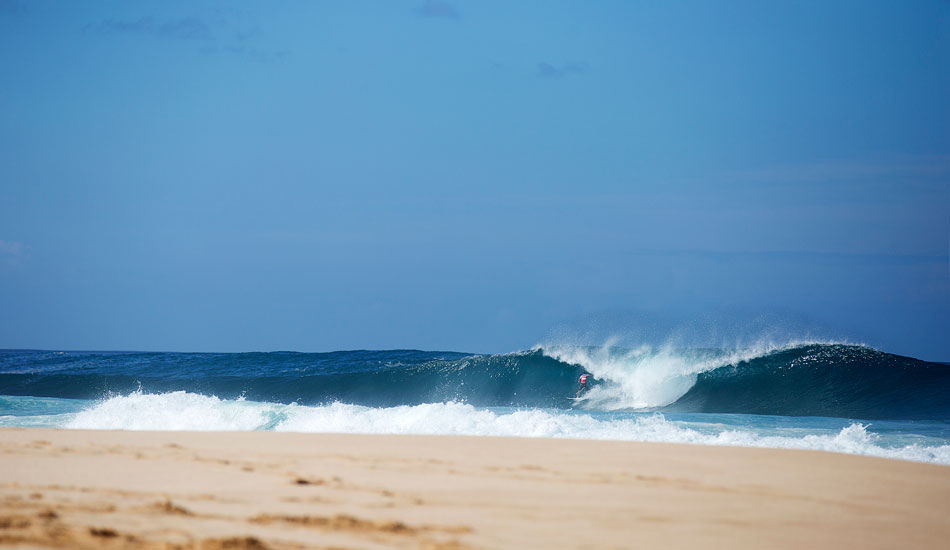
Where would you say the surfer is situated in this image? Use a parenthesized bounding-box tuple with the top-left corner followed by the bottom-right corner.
(576, 373, 593, 398)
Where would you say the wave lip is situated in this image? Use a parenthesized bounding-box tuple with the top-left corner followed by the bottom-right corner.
(540, 343, 789, 410)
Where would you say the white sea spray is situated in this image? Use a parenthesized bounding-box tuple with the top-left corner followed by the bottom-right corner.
(59, 391, 950, 465)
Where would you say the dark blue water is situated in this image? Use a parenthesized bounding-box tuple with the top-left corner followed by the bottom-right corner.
(1, 344, 947, 420)
(1, 344, 948, 464)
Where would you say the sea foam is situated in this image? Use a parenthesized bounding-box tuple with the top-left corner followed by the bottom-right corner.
(62, 391, 950, 465)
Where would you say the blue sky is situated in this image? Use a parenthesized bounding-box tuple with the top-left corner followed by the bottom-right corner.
(1, 1, 947, 359)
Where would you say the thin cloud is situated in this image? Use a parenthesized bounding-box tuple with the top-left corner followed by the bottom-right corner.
(235, 28, 258, 42)
(224, 26, 288, 63)
(626, 248, 947, 267)
(413, 0, 460, 19)
(91, 14, 289, 63)
(97, 16, 213, 41)
(0, 240, 22, 267)
(537, 62, 561, 78)
(538, 61, 590, 79)
(224, 44, 290, 64)
(0, 240, 21, 256)
(562, 62, 590, 74)
(734, 155, 950, 185)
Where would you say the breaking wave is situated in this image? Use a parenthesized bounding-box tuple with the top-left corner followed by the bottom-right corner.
(2, 343, 949, 419)
(42, 391, 947, 465)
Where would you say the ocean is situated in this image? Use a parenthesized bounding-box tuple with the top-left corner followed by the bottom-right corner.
(1, 343, 948, 464)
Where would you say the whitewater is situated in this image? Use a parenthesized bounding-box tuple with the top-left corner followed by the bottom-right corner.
(1, 342, 949, 465)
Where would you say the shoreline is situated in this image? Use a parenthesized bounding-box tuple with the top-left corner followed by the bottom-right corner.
(2, 428, 948, 549)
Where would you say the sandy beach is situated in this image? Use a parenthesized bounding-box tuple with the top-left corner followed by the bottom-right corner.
(0, 428, 947, 549)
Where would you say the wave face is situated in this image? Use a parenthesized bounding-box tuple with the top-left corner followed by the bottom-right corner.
(668, 345, 950, 419)
(1, 344, 949, 420)
(0, 349, 580, 409)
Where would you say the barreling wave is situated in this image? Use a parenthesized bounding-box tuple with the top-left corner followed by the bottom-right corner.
(545, 343, 950, 420)
(1, 344, 949, 419)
